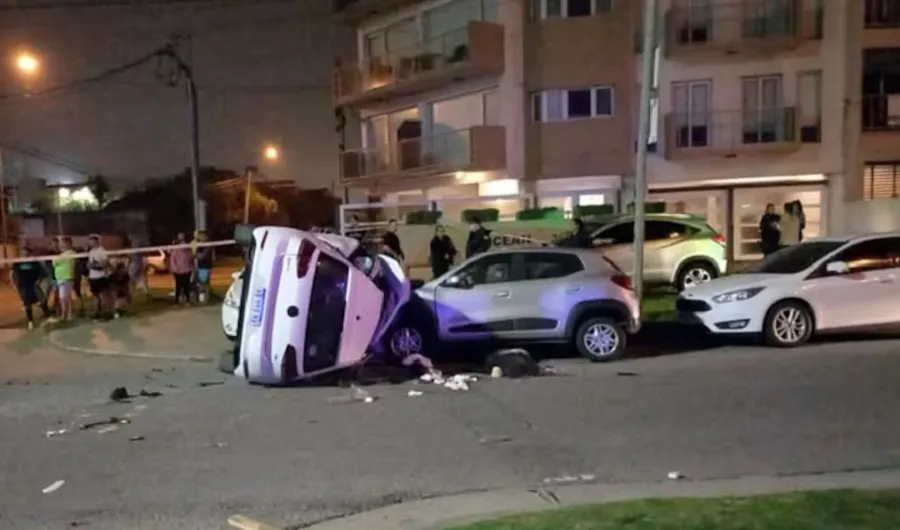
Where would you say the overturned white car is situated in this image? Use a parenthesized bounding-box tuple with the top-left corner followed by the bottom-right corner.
(224, 226, 411, 385)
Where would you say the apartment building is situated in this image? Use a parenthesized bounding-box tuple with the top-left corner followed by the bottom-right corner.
(332, 0, 639, 222)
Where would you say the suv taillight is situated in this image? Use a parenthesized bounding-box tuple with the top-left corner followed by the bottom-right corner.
(611, 274, 632, 290)
(713, 234, 726, 245)
(296, 240, 316, 278)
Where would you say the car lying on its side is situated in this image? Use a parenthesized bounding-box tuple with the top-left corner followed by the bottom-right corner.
(227, 226, 411, 385)
(675, 233, 900, 347)
(381, 247, 642, 362)
(222, 269, 244, 341)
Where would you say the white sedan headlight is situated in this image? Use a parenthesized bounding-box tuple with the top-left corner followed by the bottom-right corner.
(712, 287, 764, 304)
(224, 282, 241, 308)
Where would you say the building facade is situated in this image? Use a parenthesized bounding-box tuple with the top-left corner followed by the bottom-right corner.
(332, 0, 900, 254)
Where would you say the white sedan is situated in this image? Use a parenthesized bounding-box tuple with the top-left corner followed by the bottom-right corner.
(222, 270, 244, 341)
(676, 233, 900, 347)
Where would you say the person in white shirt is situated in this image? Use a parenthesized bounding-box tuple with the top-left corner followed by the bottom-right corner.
(87, 235, 112, 320)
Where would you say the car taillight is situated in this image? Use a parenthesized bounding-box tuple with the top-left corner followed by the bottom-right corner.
(296, 240, 316, 278)
(713, 234, 726, 245)
(611, 274, 632, 290)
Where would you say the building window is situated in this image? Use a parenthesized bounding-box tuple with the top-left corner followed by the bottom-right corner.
(531, 87, 615, 122)
(532, 0, 612, 20)
(797, 70, 822, 143)
(865, 0, 900, 28)
(863, 162, 900, 199)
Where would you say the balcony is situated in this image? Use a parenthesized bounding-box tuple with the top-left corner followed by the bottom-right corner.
(664, 0, 820, 60)
(860, 94, 900, 159)
(332, 0, 422, 21)
(334, 21, 504, 107)
(863, 0, 900, 48)
(663, 108, 801, 160)
(339, 125, 506, 183)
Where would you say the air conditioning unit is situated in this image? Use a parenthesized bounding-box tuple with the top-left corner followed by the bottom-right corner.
(888, 94, 900, 127)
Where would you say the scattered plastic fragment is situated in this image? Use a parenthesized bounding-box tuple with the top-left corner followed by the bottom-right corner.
(490, 366, 503, 378)
(45, 429, 69, 438)
(42, 480, 65, 494)
(580, 474, 596, 481)
(139, 389, 162, 398)
(543, 475, 580, 484)
(128, 436, 145, 442)
(197, 381, 225, 387)
(667, 471, 685, 480)
(478, 435, 511, 445)
(79, 417, 130, 430)
(407, 390, 423, 397)
(328, 385, 378, 404)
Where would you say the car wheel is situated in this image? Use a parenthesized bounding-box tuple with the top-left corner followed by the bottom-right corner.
(575, 317, 626, 362)
(388, 326, 425, 359)
(763, 300, 813, 347)
(677, 261, 716, 291)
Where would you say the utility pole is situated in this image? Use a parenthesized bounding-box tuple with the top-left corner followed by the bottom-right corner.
(0, 148, 6, 261)
(159, 38, 204, 233)
(633, 0, 658, 302)
(243, 165, 257, 224)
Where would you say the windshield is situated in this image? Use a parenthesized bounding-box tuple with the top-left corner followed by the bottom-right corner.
(303, 254, 349, 372)
(742, 241, 846, 274)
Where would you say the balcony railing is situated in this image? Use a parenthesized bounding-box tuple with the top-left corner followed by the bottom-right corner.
(865, 0, 900, 28)
(862, 93, 900, 131)
(666, 0, 819, 57)
(340, 125, 505, 181)
(334, 21, 504, 105)
(664, 107, 799, 158)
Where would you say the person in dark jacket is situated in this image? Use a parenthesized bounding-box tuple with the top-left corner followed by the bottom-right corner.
(759, 203, 781, 257)
(429, 224, 457, 278)
(381, 219, 404, 261)
(465, 217, 492, 258)
(11, 247, 52, 329)
(573, 218, 592, 248)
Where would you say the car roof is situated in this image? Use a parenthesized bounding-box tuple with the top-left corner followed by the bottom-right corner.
(585, 212, 713, 227)
(802, 232, 900, 244)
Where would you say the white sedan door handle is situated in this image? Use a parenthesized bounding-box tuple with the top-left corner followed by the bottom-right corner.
(495, 291, 511, 298)
(565, 286, 583, 294)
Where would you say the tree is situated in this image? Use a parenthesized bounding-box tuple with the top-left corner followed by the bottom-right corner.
(86, 174, 111, 207)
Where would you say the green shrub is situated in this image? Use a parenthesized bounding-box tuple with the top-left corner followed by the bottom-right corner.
(462, 208, 499, 223)
(405, 210, 442, 225)
(516, 207, 564, 221)
(574, 204, 615, 218)
(626, 201, 667, 214)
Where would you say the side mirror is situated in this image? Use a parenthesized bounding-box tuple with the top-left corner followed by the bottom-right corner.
(825, 261, 849, 275)
(592, 237, 614, 247)
(443, 275, 472, 289)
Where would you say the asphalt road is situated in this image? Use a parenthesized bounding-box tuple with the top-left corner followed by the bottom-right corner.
(1, 324, 900, 530)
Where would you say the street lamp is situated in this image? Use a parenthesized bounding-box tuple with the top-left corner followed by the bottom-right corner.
(244, 144, 281, 223)
(15, 52, 39, 75)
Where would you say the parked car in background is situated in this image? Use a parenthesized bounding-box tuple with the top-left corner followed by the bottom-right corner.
(146, 250, 168, 274)
(387, 247, 641, 362)
(230, 227, 412, 385)
(676, 233, 900, 347)
(558, 213, 727, 291)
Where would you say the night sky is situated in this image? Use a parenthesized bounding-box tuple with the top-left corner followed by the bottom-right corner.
(0, 0, 353, 191)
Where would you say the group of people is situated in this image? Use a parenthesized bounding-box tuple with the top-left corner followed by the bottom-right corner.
(345, 215, 494, 279)
(9, 231, 215, 329)
(759, 201, 807, 256)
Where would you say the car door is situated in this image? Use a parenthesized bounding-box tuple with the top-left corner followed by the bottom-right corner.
(802, 237, 900, 330)
(433, 253, 519, 341)
(642, 220, 691, 282)
(591, 221, 636, 274)
(505, 251, 586, 340)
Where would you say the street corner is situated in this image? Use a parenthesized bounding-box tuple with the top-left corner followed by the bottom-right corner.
(45, 305, 226, 361)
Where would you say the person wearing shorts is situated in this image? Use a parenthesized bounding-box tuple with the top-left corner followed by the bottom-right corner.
(193, 231, 214, 303)
(87, 235, 111, 320)
(52, 237, 77, 321)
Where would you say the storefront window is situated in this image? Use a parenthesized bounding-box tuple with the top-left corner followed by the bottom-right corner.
(732, 187, 823, 260)
(648, 191, 726, 234)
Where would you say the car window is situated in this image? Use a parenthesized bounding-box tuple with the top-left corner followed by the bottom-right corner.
(593, 221, 634, 245)
(522, 252, 584, 280)
(744, 241, 846, 274)
(645, 220, 693, 241)
(304, 254, 349, 370)
(825, 237, 900, 274)
(450, 254, 514, 286)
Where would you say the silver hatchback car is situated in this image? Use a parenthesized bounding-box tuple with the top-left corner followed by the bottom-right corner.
(384, 247, 642, 362)
(566, 213, 728, 291)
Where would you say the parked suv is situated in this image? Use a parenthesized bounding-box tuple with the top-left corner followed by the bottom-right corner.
(561, 213, 727, 291)
(385, 247, 641, 362)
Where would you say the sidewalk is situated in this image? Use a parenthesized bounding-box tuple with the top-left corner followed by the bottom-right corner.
(296, 469, 900, 530)
(46, 305, 229, 361)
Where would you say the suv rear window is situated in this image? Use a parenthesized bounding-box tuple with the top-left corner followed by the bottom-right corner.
(303, 254, 349, 372)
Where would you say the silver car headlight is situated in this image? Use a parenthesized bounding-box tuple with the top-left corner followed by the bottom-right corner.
(224, 283, 240, 309)
(712, 287, 764, 304)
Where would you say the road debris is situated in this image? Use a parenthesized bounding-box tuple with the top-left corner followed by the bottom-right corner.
(109, 387, 130, 402)
(478, 435, 512, 445)
(485, 349, 540, 378)
(667, 471, 685, 480)
(542, 474, 596, 484)
(407, 390, 423, 397)
(128, 436, 145, 442)
(96, 426, 119, 434)
(327, 385, 377, 404)
(197, 381, 225, 387)
(45, 429, 70, 438)
(138, 389, 162, 398)
(42, 480, 65, 494)
(228, 514, 281, 530)
(490, 366, 503, 378)
(617, 371, 640, 377)
(443, 374, 477, 391)
(79, 417, 131, 431)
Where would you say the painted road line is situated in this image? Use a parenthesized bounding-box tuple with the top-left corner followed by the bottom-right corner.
(228, 514, 282, 530)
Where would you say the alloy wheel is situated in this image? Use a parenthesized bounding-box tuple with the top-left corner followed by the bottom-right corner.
(772, 307, 808, 344)
(582, 323, 620, 358)
(682, 267, 712, 288)
(390, 327, 423, 357)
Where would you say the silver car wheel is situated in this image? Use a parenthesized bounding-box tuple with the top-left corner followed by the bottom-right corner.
(683, 267, 712, 288)
(582, 323, 620, 358)
(390, 327, 423, 357)
(772, 307, 808, 344)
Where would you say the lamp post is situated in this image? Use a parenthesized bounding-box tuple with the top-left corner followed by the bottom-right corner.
(243, 145, 280, 224)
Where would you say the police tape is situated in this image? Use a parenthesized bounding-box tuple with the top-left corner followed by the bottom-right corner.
(0, 240, 239, 266)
